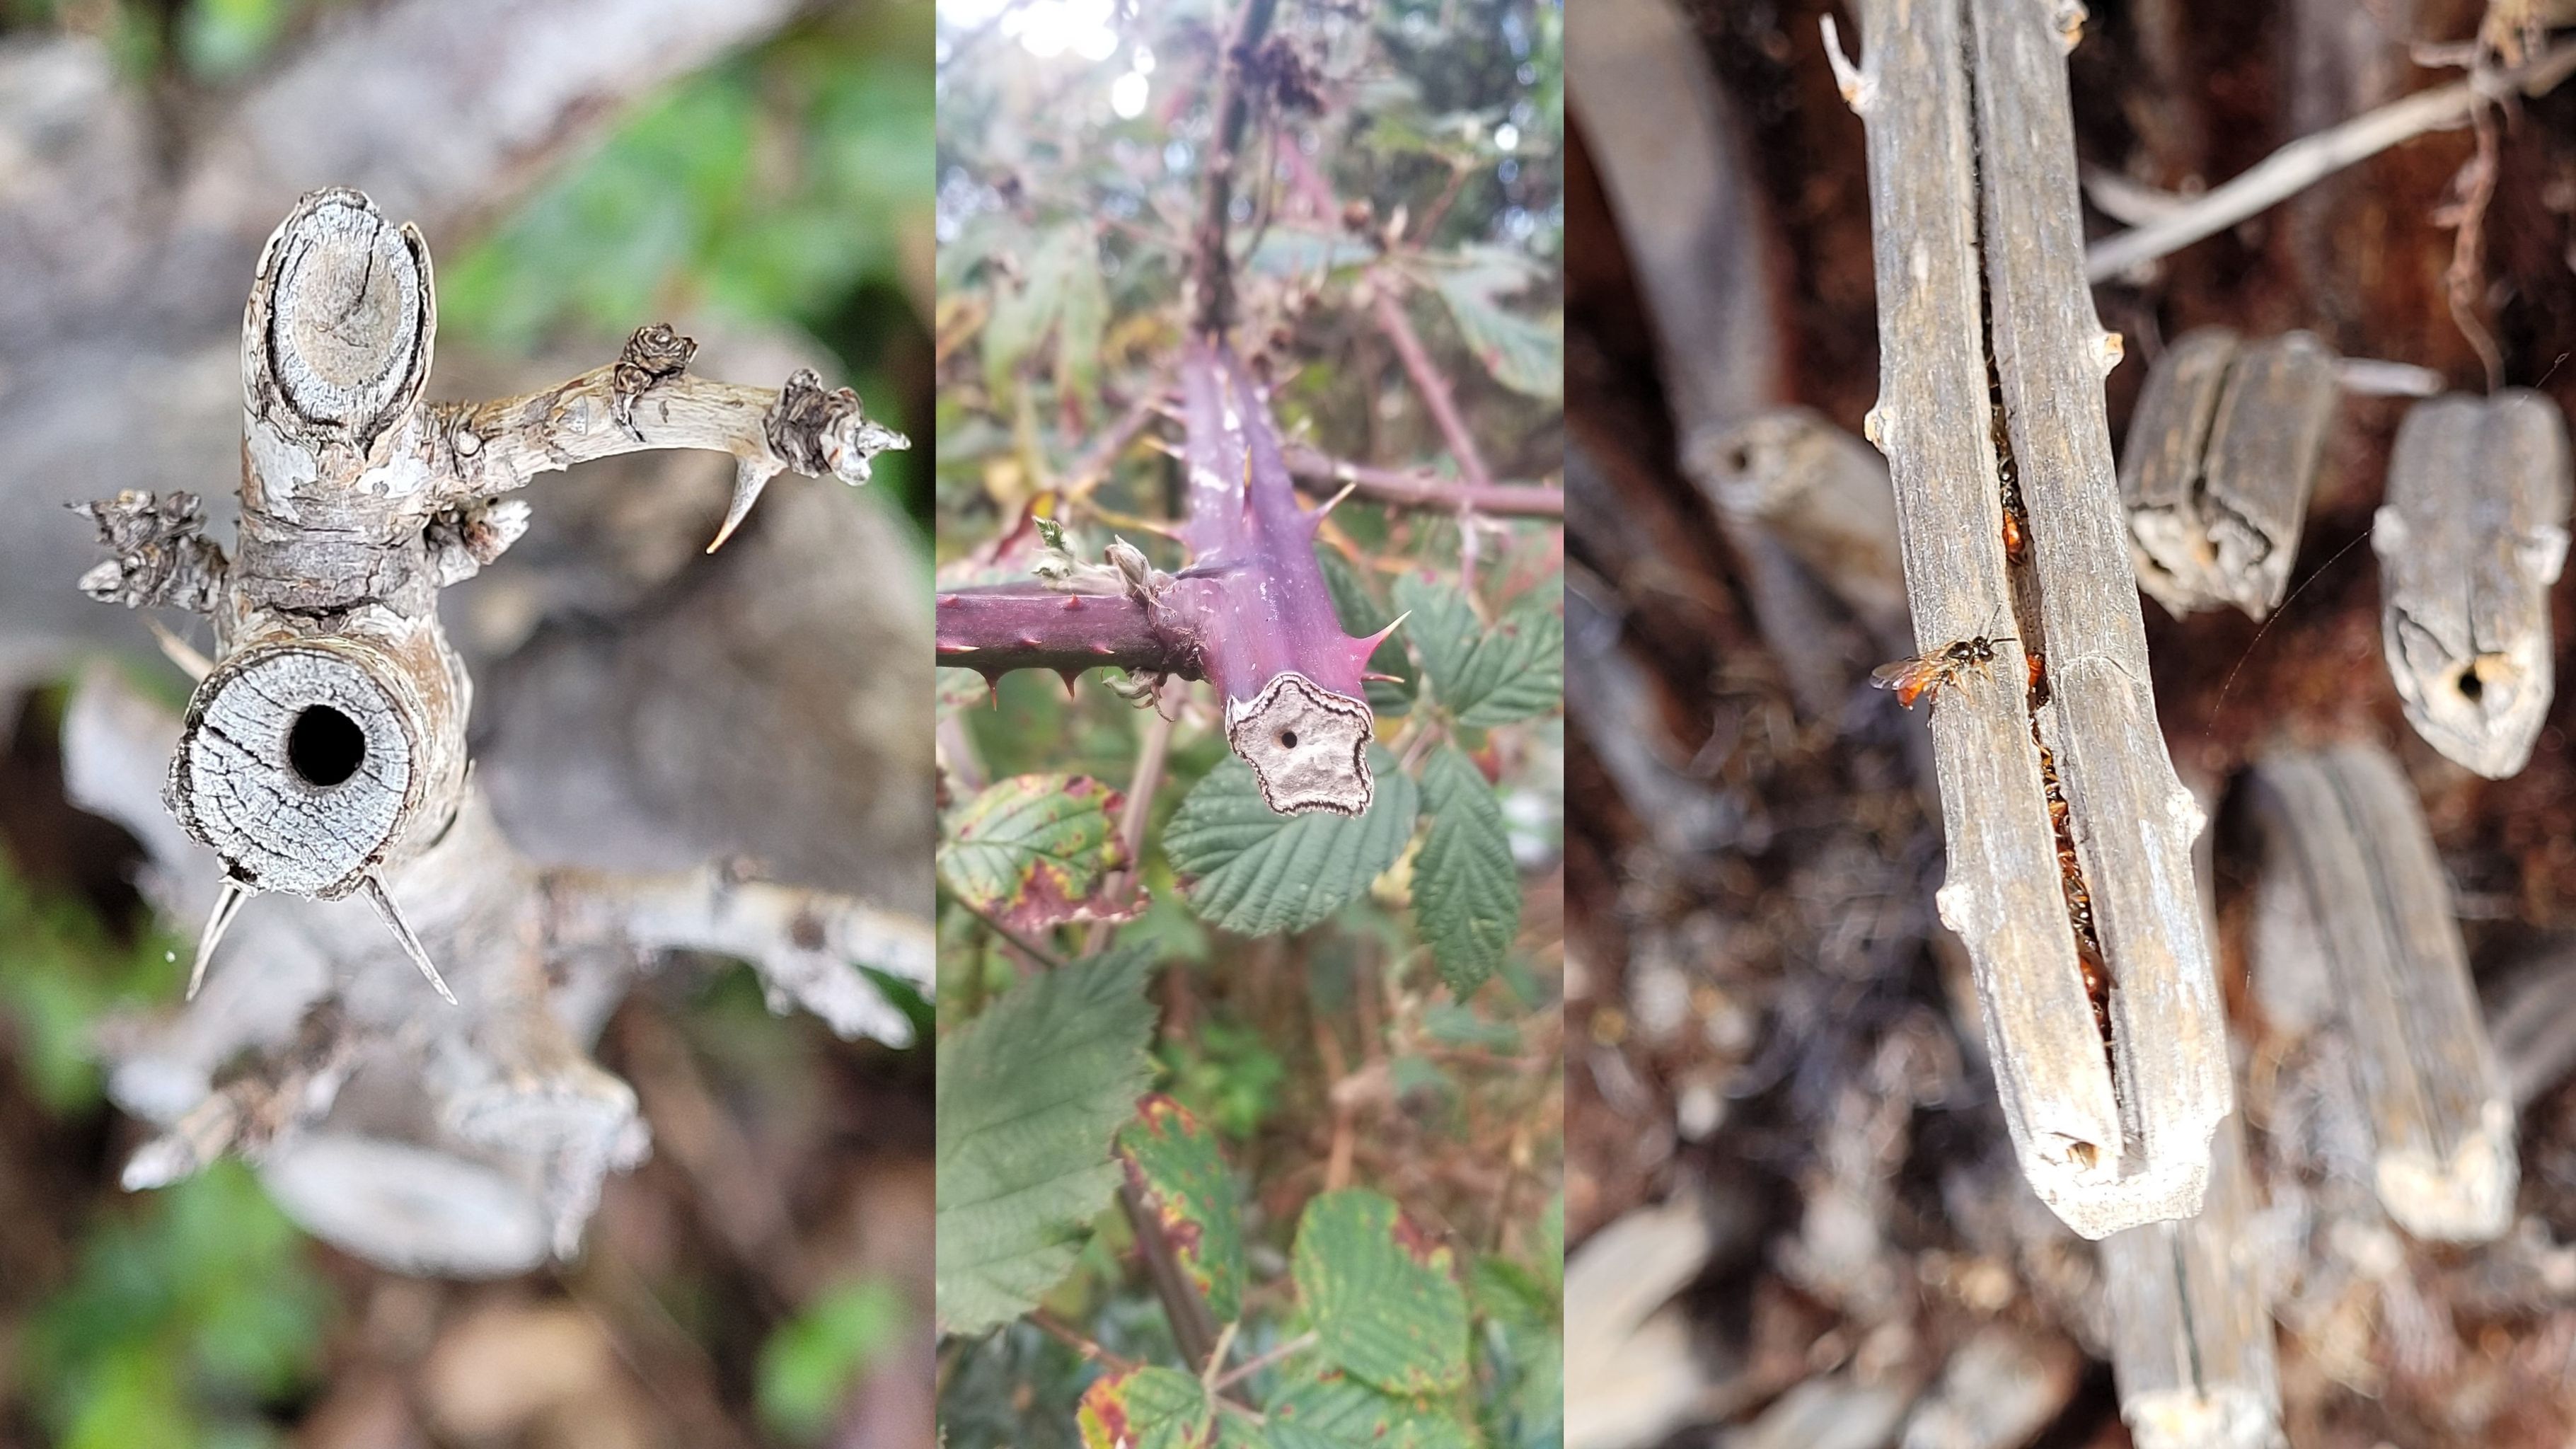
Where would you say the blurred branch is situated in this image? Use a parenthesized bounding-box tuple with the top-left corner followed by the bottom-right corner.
(1367, 274, 1498, 492)
(2086, 39, 2576, 280)
(1189, 0, 1282, 337)
(1283, 444, 1564, 516)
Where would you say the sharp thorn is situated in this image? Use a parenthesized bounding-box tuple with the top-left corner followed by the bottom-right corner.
(1311, 479, 1360, 521)
(707, 461, 775, 553)
(1354, 610, 1412, 657)
(362, 876, 457, 1005)
(186, 877, 250, 1000)
(146, 617, 215, 681)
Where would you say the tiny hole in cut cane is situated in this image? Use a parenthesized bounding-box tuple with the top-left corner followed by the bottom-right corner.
(2457, 666, 2484, 703)
(1280, 729, 1299, 749)
(287, 705, 366, 787)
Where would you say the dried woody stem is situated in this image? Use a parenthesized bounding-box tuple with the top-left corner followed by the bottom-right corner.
(63, 188, 925, 1272)
(1832, 0, 2228, 1235)
(73, 187, 907, 999)
(2247, 742, 2516, 1242)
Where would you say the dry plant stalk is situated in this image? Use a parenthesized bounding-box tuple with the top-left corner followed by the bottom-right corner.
(62, 187, 926, 1272)
(74, 187, 905, 995)
(2101, 1112, 2287, 1449)
(1830, 0, 2228, 1236)
(2247, 742, 2516, 1242)
(64, 667, 931, 1275)
(2374, 391, 2571, 779)
(2120, 330, 2340, 621)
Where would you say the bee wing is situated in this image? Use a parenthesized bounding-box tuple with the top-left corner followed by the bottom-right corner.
(1870, 656, 1929, 691)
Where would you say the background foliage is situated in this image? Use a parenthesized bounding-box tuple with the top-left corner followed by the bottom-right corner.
(930, 0, 1564, 1443)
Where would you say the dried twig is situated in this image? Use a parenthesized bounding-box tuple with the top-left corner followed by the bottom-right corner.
(2374, 390, 2571, 779)
(2120, 329, 2340, 621)
(2101, 1112, 2286, 1449)
(1836, 0, 2229, 1236)
(2248, 743, 2516, 1242)
(2086, 40, 2576, 280)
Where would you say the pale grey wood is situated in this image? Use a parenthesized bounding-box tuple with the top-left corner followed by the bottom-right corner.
(2247, 743, 2515, 1242)
(2101, 1111, 2287, 1449)
(167, 642, 420, 898)
(2485, 945, 2576, 1107)
(1573, 0, 1885, 722)
(1970, 0, 2231, 1233)
(2376, 390, 2572, 778)
(1844, 0, 2130, 1235)
(2122, 328, 2240, 616)
(1564, 0, 1778, 437)
(2200, 334, 2339, 616)
(1690, 407, 1912, 650)
(60, 665, 930, 1276)
(1897, 1326, 2080, 1449)
(2123, 330, 2339, 620)
(1833, 0, 2226, 1235)
(77, 186, 909, 1008)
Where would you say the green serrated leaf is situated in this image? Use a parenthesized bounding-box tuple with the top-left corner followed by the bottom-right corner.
(1413, 749, 1520, 994)
(937, 774, 1138, 934)
(1267, 1367, 1475, 1449)
(935, 947, 1157, 1335)
(1116, 1095, 1245, 1323)
(1079, 1365, 1215, 1449)
(1393, 575, 1562, 729)
(1423, 248, 1562, 401)
(1163, 751, 1419, 937)
(1292, 1190, 1469, 1395)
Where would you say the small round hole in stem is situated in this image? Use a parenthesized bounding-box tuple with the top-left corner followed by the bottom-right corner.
(1279, 730, 1298, 749)
(288, 705, 366, 787)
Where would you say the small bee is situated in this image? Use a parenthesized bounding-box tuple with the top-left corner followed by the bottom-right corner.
(1871, 635, 2018, 710)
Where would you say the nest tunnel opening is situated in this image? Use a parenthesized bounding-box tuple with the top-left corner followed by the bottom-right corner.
(287, 705, 366, 789)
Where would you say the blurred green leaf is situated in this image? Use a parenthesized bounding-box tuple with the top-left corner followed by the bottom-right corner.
(1393, 574, 1561, 729)
(758, 1279, 910, 1442)
(1420, 247, 1561, 401)
(28, 1162, 325, 1448)
(0, 842, 183, 1112)
(1115, 1095, 1244, 1323)
(1292, 1189, 1469, 1396)
(936, 945, 1157, 1336)
(179, 0, 294, 78)
(938, 773, 1136, 933)
(1164, 751, 1418, 937)
(1156, 1017, 1286, 1141)
(984, 225, 1107, 408)
(1267, 1365, 1474, 1449)
(1078, 1364, 1213, 1449)
(1412, 748, 1518, 994)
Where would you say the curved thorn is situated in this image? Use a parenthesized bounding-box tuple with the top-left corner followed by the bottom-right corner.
(1310, 478, 1360, 523)
(362, 876, 456, 1005)
(187, 877, 250, 1000)
(707, 459, 778, 553)
(146, 617, 215, 681)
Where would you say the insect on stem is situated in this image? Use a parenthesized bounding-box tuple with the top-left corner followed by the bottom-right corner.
(1871, 634, 2021, 710)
